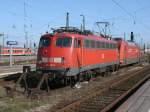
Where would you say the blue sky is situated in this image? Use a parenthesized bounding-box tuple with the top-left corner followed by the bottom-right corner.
(0, 0, 150, 47)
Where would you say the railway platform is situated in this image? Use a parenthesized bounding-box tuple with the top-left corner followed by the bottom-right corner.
(0, 64, 36, 78)
(116, 79, 150, 112)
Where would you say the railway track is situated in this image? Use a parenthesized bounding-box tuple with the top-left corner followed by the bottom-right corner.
(53, 65, 150, 112)
(0, 63, 142, 96)
(0, 63, 149, 112)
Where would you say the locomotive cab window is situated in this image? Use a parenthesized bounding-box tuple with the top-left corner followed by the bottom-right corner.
(39, 38, 51, 47)
(56, 37, 72, 47)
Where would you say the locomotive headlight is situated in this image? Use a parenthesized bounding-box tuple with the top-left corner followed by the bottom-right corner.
(42, 57, 49, 63)
(61, 57, 65, 64)
(38, 60, 42, 64)
(53, 57, 64, 63)
(41, 57, 65, 63)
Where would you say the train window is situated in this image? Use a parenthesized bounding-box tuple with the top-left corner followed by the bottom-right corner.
(56, 37, 72, 47)
(111, 43, 113, 49)
(105, 43, 107, 48)
(104, 42, 107, 48)
(74, 38, 81, 48)
(109, 43, 111, 49)
(113, 44, 117, 49)
(63, 38, 72, 47)
(112, 44, 114, 49)
(91, 40, 95, 48)
(84, 39, 90, 48)
(74, 39, 78, 48)
(96, 41, 99, 48)
(99, 42, 101, 48)
(56, 38, 63, 47)
(89, 40, 92, 48)
(78, 40, 81, 48)
(106, 43, 108, 49)
(110, 43, 112, 49)
(104, 43, 106, 48)
(114, 44, 117, 49)
(115, 44, 117, 49)
(101, 42, 105, 48)
(39, 38, 51, 47)
(62, 38, 71, 47)
(111, 44, 113, 49)
(105, 42, 107, 48)
(113, 44, 115, 49)
(97, 41, 99, 48)
(99, 42, 102, 48)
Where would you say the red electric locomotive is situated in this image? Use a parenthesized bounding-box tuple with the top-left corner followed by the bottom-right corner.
(114, 32, 140, 65)
(36, 27, 119, 78)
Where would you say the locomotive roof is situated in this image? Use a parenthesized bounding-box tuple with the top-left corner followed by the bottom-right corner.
(42, 32, 117, 44)
(113, 37, 138, 47)
(59, 33, 115, 43)
(127, 40, 138, 46)
(42, 26, 117, 43)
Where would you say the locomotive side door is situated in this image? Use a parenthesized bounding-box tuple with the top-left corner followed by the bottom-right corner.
(74, 38, 83, 68)
(124, 45, 127, 64)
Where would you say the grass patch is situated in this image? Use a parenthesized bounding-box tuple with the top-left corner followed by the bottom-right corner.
(0, 86, 7, 98)
(0, 98, 47, 112)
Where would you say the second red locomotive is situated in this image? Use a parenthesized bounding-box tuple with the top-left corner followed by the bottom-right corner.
(114, 37, 140, 65)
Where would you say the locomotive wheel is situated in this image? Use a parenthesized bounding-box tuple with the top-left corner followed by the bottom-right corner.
(60, 77, 67, 86)
(103, 67, 111, 77)
(70, 76, 78, 88)
(114, 64, 119, 71)
(84, 72, 91, 81)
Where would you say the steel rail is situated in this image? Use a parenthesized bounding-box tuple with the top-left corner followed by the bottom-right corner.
(55, 65, 150, 112)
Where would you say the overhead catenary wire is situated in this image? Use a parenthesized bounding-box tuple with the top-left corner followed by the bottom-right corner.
(111, 0, 150, 32)
(111, 0, 134, 18)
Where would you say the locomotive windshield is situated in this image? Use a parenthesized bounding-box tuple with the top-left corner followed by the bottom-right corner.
(56, 37, 72, 47)
(39, 38, 51, 47)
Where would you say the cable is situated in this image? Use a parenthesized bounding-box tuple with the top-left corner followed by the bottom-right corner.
(111, 0, 150, 31)
(111, 0, 134, 18)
